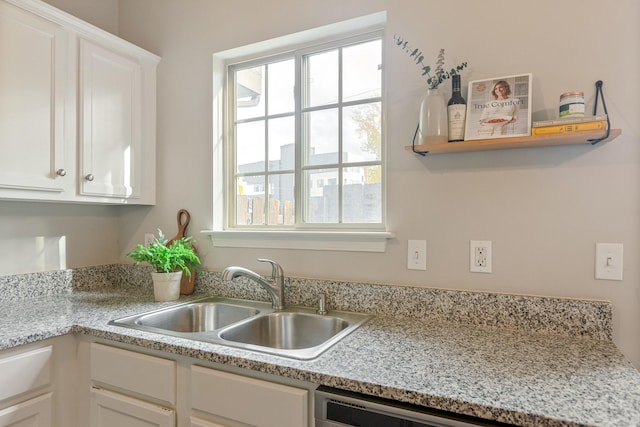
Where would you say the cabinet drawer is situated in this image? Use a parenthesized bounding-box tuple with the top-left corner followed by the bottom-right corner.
(191, 366, 308, 427)
(91, 387, 175, 427)
(0, 392, 52, 427)
(0, 346, 51, 402)
(90, 343, 176, 405)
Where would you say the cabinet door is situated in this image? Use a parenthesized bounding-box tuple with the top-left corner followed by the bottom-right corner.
(90, 387, 174, 427)
(89, 342, 176, 406)
(0, 393, 52, 427)
(79, 38, 142, 199)
(0, 1, 69, 194)
(191, 366, 308, 427)
(0, 346, 51, 402)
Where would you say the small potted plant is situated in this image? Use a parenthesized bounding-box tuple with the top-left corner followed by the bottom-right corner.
(127, 229, 201, 301)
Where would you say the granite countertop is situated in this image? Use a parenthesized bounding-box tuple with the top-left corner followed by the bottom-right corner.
(2, 287, 640, 427)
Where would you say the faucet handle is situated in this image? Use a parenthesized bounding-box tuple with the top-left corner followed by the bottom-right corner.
(257, 258, 284, 280)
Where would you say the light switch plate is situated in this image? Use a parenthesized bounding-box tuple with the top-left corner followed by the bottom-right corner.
(407, 240, 427, 270)
(595, 243, 623, 281)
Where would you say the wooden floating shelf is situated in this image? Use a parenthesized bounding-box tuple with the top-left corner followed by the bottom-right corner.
(405, 129, 622, 155)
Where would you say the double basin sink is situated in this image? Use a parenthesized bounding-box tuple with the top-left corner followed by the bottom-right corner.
(109, 297, 371, 360)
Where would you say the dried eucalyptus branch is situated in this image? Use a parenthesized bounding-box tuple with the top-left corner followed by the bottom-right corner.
(393, 34, 467, 90)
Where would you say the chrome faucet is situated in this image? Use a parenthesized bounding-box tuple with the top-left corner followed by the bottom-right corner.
(221, 259, 285, 311)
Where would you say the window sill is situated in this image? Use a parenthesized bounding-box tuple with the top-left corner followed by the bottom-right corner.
(201, 229, 395, 253)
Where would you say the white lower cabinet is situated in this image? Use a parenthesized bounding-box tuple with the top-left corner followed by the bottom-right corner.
(0, 346, 52, 427)
(89, 343, 176, 406)
(90, 387, 175, 427)
(88, 343, 177, 427)
(0, 393, 52, 427)
(0, 338, 72, 427)
(190, 366, 309, 427)
(83, 341, 311, 427)
(0, 346, 51, 403)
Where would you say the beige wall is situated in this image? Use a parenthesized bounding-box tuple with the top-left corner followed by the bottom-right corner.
(116, 0, 640, 366)
(43, 0, 118, 33)
(120, 0, 640, 366)
(0, 201, 122, 275)
(0, 0, 638, 368)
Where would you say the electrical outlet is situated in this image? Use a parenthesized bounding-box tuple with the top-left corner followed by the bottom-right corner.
(470, 240, 492, 273)
(475, 246, 487, 267)
(144, 233, 155, 246)
(407, 240, 427, 270)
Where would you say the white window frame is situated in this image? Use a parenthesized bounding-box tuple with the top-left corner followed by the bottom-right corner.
(205, 12, 394, 252)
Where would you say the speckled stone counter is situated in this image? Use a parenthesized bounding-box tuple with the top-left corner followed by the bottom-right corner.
(1, 266, 640, 426)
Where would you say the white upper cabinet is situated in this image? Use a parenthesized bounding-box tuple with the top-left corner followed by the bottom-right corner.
(0, 0, 159, 204)
(79, 39, 142, 199)
(0, 1, 71, 195)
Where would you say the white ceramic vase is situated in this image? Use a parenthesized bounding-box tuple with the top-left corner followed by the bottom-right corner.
(151, 271, 182, 302)
(419, 88, 448, 145)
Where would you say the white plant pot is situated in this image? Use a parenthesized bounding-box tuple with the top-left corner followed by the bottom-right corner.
(151, 271, 182, 302)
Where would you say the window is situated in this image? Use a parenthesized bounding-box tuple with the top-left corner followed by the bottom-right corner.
(210, 12, 393, 252)
(228, 32, 384, 230)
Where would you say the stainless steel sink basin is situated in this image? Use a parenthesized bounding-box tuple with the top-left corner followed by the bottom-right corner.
(131, 302, 260, 332)
(109, 297, 371, 360)
(109, 297, 268, 333)
(220, 312, 348, 349)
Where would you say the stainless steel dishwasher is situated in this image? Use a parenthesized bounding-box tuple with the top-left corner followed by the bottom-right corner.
(315, 386, 507, 427)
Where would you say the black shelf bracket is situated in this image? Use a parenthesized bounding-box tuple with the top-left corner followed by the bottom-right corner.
(411, 124, 427, 156)
(588, 80, 611, 145)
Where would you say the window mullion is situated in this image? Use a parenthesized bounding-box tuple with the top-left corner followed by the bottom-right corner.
(294, 51, 303, 227)
(228, 71, 236, 229)
(337, 46, 344, 224)
(264, 64, 270, 225)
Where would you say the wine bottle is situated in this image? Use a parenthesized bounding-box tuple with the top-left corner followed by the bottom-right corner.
(447, 75, 466, 142)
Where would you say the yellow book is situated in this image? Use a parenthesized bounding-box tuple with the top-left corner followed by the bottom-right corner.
(531, 120, 607, 136)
